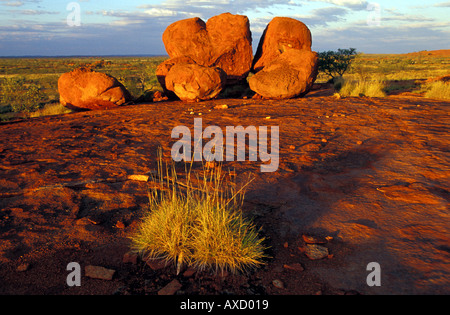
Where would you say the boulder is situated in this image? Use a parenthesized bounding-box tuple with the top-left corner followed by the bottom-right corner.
(156, 56, 196, 97)
(165, 62, 227, 102)
(58, 67, 132, 111)
(249, 49, 319, 99)
(161, 13, 253, 85)
(252, 17, 312, 73)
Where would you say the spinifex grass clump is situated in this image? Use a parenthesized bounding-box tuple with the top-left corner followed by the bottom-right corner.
(130, 158, 267, 275)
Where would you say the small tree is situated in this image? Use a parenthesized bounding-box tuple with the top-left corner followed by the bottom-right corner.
(318, 48, 358, 81)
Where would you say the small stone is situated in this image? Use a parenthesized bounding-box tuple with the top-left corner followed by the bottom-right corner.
(214, 104, 228, 109)
(17, 263, 30, 272)
(128, 175, 149, 182)
(283, 263, 304, 272)
(85, 265, 116, 281)
(123, 252, 138, 264)
(304, 244, 329, 260)
(302, 234, 328, 244)
(183, 267, 196, 278)
(146, 259, 168, 271)
(158, 279, 182, 295)
(272, 279, 284, 289)
(115, 221, 125, 229)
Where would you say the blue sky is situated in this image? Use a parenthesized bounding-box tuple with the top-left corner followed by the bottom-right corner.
(0, 0, 449, 56)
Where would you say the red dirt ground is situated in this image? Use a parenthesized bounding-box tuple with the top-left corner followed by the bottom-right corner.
(0, 86, 449, 295)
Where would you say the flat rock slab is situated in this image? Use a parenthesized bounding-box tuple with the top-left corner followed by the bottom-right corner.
(0, 93, 449, 295)
(85, 265, 116, 281)
(158, 279, 182, 295)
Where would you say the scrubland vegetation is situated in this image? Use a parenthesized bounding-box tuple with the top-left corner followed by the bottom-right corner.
(0, 51, 449, 121)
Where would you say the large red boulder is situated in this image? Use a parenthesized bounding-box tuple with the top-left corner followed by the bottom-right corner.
(161, 13, 253, 85)
(165, 63, 227, 102)
(252, 17, 312, 73)
(58, 67, 132, 111)
(249, 49, 319, 99)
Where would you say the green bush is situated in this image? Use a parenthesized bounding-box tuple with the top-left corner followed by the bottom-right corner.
(1, 77, 45, 113)
(319, 48, 358, 80)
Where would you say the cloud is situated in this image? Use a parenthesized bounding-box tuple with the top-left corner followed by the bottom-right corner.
(307, 0, 368, 10)
(0, 0, 41, 6)
(433, 1, 450, 7)
(293, 6, 348, 26)
(312, 20, 450, 53)
(9, 9, 58, 14)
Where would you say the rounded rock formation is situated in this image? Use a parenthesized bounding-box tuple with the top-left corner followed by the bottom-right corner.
(249, 49, 319, 99)
(252, 17, 312, 73)
(165, 63, 227, 102)
(58, 67, 132, 111)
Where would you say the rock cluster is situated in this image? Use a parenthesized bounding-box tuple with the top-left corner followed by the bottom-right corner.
(157, 14, 318, 102)
(157, 13, 253, 102)
(57, 14, 318, 109)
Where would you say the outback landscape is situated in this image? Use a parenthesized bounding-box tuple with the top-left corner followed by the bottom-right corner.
(0, 13, 449, 297)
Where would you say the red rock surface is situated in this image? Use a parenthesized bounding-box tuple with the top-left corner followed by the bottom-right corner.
(0, 90, 449, 295)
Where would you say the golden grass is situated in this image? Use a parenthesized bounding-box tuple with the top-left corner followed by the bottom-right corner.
(129, 156, 268, 275)
(423, 81, 450, 101)
(29, 102, 72, 118)
(338, 78, 387, 98)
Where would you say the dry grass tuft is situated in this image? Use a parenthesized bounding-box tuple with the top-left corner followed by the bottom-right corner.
(338, 78, 387, 98)
(422, 81, 450, 101)
(129, 155, 268, 275)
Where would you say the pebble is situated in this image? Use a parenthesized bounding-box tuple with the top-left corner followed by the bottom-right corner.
(214, 104, 228, 109)
(123, 251, 138, 264)
(17, 263, 30, 272)
(85, 265, 116, 281)
(147, 258, 168, 271)
(272, 279, 284, 289)
(158, 279, 182, 295)
(283, 263, 304, 272)
(302, 234, 328, 244)
(128, 175, 149, 182)
(304, 244, 329, 260)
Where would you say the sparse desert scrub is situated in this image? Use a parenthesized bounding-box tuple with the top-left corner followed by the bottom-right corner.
(338, 77, 387, 98)
(29, 102, 72, 118)
(420, 81, 450, 101)
(129, 158, 268, 275)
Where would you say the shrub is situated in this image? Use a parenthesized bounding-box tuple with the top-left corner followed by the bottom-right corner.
(1, 77, 45, 113)
(338, 78, 386, 98)
(318, 48, 358, 80)
(29, 102, 73, 118)
(130, 157, 268, 275)
(423, 81, 450, 101)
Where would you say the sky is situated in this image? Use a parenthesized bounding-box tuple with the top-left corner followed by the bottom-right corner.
(0, 0, 449, 56)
